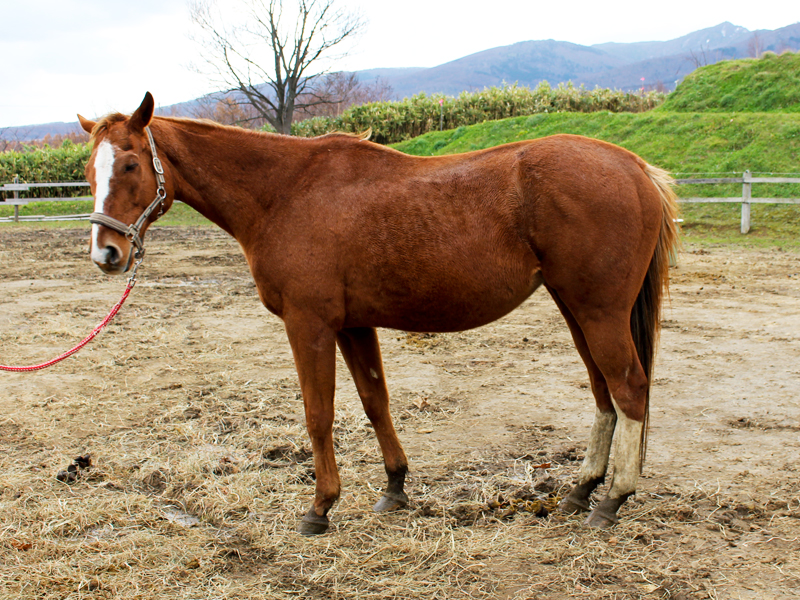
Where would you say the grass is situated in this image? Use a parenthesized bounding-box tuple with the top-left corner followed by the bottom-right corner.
(679, 203, 800, 248)
(659, 51, 800, 113)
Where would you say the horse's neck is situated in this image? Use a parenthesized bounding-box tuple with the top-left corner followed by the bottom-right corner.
(156, 120, 294, 239)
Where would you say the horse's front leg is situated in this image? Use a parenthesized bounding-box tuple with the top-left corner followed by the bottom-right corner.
(283, 313, 339, 535)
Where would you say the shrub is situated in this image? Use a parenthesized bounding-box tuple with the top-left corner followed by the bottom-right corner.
(0, 140, 91, 198)
(291, 82, 665, 144)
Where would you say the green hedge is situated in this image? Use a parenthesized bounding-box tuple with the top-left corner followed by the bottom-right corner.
(1, 140, 91, 198)
(291, 82, 665, 144)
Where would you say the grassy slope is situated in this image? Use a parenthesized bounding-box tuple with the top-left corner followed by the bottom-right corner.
(393, 111, 800, 247)
(659, 52, 800, 113)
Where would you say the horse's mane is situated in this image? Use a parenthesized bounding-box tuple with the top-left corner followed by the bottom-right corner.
(160, 117, 372, 142)
(316, 128, 372, 142)
(91, 112, 371, 144)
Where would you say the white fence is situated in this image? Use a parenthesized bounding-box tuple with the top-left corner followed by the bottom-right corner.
(675, 170, 800, 234)
(0, 177, 91, 222)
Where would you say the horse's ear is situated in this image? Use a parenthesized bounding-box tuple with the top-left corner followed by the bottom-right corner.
(129, 92, 155, 131)
(78, 114, 96, 134)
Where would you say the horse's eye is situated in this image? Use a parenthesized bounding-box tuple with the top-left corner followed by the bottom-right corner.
(125, 163, 138, 173)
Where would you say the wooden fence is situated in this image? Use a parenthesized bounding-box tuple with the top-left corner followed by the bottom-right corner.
(0, 177, 91, 222)
(2, 172, 800, 230)
(675, 170, 800, 234)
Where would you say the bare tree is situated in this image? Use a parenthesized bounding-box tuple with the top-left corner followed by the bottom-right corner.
(747, 33, 764, 58)
(306, 71, 362, 117)
(0, 127, 34, 152)
(187, 94, 270, 128)
(296, 72, 394, 119)
(189, 0, 365, 134)
(0, 127, 89, 152)
(688, 45, 710, 68)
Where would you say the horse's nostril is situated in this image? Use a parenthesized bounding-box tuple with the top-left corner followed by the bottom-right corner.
(104, 245, 120, 265)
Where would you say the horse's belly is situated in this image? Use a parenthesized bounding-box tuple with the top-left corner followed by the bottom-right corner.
(346, 269, 544, 332)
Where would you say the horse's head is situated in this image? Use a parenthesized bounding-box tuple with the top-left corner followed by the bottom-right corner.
(78, 92, 174, 275)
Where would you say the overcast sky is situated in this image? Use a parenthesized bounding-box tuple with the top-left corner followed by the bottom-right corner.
(0, 0, 796, 128)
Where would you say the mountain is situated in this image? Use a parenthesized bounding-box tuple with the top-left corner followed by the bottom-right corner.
(381, 22, 800, 98)
(384, 40, 627, 98)
(580, 22, 800, 91)
(1, 121, 85, 142)
(593, 21, 753, 62)
(3, 22, 799, 142)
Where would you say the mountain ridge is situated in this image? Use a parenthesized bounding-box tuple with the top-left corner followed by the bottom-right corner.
(384, 21, 800, 98)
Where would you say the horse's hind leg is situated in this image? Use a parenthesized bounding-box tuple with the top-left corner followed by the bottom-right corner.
(577, 315, 649, 528)
(549, 289, 617, 513)
(336, 327, 409, 512)
(548, 283, 650, 527)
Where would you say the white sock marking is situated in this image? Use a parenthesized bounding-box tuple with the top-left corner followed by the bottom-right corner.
(608, 400, 642, 499)
(91, 140, 116, 263)
(580, 408, 616, 482)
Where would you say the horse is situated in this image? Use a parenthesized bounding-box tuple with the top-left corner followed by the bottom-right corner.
(78, 92, 679, 535)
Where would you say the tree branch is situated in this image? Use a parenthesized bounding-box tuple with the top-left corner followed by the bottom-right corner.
(189, 0, 364, 134)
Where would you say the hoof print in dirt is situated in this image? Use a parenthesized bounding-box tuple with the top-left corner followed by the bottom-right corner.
(56, 454, 92, 484)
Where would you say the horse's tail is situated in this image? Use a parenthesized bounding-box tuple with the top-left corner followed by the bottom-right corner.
(633, 164, 680, 468)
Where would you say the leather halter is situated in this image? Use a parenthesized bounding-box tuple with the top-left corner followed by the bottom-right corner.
(89, 126, 167, 260)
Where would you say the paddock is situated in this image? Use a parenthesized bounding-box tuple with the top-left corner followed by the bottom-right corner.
(1, 226, 798, 599)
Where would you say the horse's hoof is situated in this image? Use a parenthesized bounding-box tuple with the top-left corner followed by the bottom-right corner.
(559, 495, 590, 514)
(298, 509, 329, 536)
(373, 491, 409, 512)
(584, 508, 618, 529)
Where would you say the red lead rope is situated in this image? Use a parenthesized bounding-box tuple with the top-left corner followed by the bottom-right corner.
(0, 275, 137, 372)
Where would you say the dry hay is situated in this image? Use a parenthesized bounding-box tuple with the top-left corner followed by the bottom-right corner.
(1, 227, 799, 599)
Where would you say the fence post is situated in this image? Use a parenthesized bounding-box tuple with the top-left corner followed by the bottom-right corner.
(13, 175, 19, 223)
(741, 170, 751, 234)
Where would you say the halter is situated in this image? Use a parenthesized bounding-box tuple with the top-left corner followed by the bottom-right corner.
(89, 126, 167, 260)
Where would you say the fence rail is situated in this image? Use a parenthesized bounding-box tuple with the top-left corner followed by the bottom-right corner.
(3, 171, 800, 230)
(1, 177, 91, 222)
(674, 170, 800, 233)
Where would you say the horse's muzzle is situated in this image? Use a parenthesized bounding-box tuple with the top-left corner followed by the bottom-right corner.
(92, 243, 130, 275)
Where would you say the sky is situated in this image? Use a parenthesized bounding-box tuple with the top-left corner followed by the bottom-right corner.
(0, 0, 797, 128)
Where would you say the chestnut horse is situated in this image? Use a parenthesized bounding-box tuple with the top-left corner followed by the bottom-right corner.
(78, 93, 679, 534)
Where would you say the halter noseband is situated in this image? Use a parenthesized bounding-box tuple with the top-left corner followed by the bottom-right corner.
(89, 126, 167, 260)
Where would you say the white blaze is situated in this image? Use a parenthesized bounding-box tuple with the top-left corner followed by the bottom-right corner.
(91, 140, 116, 263)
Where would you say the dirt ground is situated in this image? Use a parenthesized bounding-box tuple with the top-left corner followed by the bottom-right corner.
(0, 226, 798, 600)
